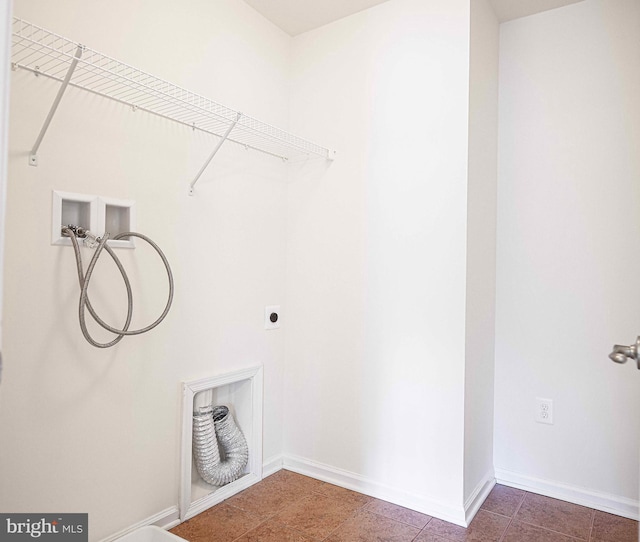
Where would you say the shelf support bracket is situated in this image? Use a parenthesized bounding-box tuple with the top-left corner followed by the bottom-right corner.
(29, 44, 84, 166)
(189, 112, 242, 195)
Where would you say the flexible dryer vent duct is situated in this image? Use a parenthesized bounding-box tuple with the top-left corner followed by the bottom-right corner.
(192, 405, 249, 486)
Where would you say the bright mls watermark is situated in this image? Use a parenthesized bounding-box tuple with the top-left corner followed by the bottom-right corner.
(0, 514, 87, 541)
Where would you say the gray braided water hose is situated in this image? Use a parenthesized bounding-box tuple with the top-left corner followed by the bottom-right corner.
(62, 227, 174, 348)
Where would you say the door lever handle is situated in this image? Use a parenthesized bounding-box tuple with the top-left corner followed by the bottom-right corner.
(609, 336, 640, 369)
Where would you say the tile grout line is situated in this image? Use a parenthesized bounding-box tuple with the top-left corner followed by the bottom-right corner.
(362, 505, 434, 530)
(260, 478, 375, 542)
(224, 489, 299, 542)
(297, 497, 431, 542)
(418, 514, 469, 542)
(496, 489, 527, 542)
(223, 499, 271, 521)
(318, 501, 370, 542)
(272, 489, 337, 541)
(410, 507, 512, 542)
(511, 491, 595, 542)
(222, 475, 323, 541)
(513, 518, 592, 540)
(285, 520, 325, 542)
(410, 516, 433, 542)
(225, 482, 328, 542)
(587, 508, 596, 542)
(227, 516, 271, 542)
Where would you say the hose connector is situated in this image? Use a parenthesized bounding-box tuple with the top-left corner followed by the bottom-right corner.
(61, 224, 87, 238)
(82, 230, 102, 249)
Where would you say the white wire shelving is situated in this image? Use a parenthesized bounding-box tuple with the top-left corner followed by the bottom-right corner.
(11, 17, 335, 193)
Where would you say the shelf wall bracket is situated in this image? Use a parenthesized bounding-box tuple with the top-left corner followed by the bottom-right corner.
(29, 44, 84, 167)
(189, 112, 242, 195)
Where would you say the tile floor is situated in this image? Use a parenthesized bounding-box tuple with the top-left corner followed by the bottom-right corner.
(170, 470, 638, 542)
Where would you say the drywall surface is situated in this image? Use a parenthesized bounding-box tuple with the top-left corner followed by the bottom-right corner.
(1, 1, 290, 539)
(0, 2, 11, 362)
(495, 0, 640, 512)
(464, 0, 498, 505)
(286, 0, 471, 520)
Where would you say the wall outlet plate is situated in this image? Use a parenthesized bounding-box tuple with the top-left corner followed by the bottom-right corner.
(536, 397, 553, 425)
(264, 305, 281, 330)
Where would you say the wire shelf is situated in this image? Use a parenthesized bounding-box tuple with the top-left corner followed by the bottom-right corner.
(11, 17, 334, 163)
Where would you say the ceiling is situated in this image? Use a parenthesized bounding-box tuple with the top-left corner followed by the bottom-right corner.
(489, 0, 585, 22)
(243, 0, 391, 37)
(243, 0, 586, 36)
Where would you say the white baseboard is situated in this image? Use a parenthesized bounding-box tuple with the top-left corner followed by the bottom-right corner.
(99, 506, 180, 542)
(100, 457, 499, 541)
(495, 467, 639, 521)
(263, 454, 284, 477)
(282, 453, 468, 526)
(183, 472, 261, 521)
(102, 469, 267, 540)
(99, 455, 284, 541)
(464, 470, 496, 525)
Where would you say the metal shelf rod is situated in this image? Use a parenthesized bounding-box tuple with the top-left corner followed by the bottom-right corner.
(11, 16, 336, 185)
(13, 66, 287, 160)
(189, 112, 241, 196)
(29, 44, 83, 166)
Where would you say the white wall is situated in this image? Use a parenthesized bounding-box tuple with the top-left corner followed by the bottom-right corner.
(464, 0, 499, 506)
(0, 1, 290, 539)
(0, 0, 12, 375)
(285, 0, 473, 522)
(495, 0, 640, 517)
(5, 0, 636, 535)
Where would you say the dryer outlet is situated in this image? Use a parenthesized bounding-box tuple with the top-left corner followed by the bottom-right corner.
(264, 306, 281, 330)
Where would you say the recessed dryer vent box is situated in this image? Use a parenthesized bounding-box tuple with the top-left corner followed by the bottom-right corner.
(52, 191, 99, 246)
(181, 366, 264, 521)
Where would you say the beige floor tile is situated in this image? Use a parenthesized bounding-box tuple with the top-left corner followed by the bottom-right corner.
(272, 469, 328, 495)
(480, 485, 525, 518)
(169, 503, 262, 542)
(233, 518, 315, 542)
(313, 482, 373, 508)
(590, 510, 639, 542)
(503, 520, 581, 542)
(172, 471, 640, 542)
(226, 476, 303, 519)
(364, 498, 432, 528)
(273, 492, 361, 540)
(515, 493, 592, 540)
(420, 510, 510, 542)
(413, 533, 454, 542)
(324, 510, 421, 542)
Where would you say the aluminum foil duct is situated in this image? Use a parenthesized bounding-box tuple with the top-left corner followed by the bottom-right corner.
(192, 405, 249, 486)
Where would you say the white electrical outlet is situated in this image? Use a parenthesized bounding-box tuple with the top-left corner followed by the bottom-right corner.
(536, 398, 553, 425)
